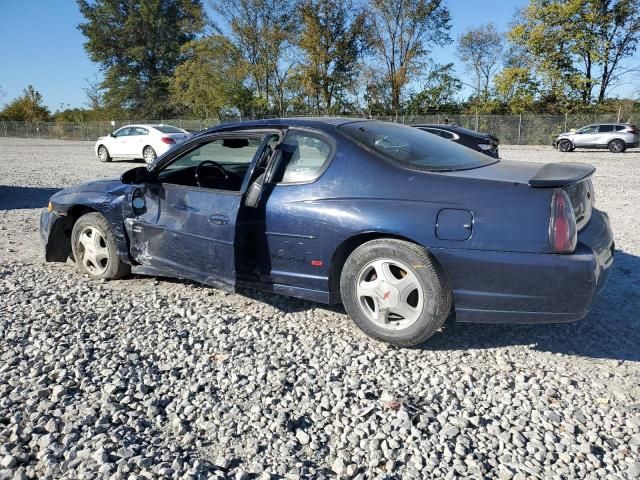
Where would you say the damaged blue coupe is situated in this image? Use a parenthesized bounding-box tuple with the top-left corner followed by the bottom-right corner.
(41, 118, 614, 346)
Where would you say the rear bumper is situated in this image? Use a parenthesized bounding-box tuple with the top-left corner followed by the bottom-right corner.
(431, 209, 614, 323)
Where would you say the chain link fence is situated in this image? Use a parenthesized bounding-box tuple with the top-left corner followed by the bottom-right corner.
(1, 113, 636, 145)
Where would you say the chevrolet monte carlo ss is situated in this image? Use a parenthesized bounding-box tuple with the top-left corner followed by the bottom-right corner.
(41, 118, 614, 346)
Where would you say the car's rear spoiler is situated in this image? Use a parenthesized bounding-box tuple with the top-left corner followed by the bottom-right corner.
(528, 162, 595, 188)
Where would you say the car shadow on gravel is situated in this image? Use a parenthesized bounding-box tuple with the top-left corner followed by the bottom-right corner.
(425, 249, 640, 362)
(0, 185, 61, 210)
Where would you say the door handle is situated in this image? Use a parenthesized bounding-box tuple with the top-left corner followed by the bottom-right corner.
(208, 214, 228, 225)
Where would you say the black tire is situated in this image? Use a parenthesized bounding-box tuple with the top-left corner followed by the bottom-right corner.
(558, 140, 573, 152)
(98, 145, 111, 162)
(608, 139, 626, 153)
(143, 146, 157, 164)
(71, 212, 130, 280)
(340, 239, 452, 347)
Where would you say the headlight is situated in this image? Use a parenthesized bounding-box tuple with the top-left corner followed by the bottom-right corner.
(47, 201, 54, 212)
(478, 143, 492, 151)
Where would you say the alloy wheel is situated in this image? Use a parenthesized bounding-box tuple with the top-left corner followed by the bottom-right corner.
(610, 140, 624, 153)
(143, 147, 156, 164)
(559, 140, 572, 152)
(76, 226, 110, 276)
(355, 258, 424, 331)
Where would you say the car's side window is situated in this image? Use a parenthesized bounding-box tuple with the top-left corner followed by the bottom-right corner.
(115, 127, 132, 137)
(134, 127, 149, 135)
(598, 125, 614, 133)
(615, 125, 626, 131)
(578, 126, 598, 134)
(274, 131, 332, 184)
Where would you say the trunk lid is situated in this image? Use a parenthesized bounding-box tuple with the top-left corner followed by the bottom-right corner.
(442, 160, 596, 231)
(163, 132, 190, 143)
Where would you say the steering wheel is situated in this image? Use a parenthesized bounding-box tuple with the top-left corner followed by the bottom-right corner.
(195, 160, 229, 188)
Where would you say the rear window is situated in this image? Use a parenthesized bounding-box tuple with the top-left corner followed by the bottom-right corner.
(154, 125, 184, 134)
(339, 121, 496, 171)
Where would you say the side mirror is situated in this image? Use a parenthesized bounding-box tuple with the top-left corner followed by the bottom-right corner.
(121, 166, 156, 185)
(109, 132, 116, 138)
(245, 173, 265, 208)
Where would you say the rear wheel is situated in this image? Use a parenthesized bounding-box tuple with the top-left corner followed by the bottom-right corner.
(143, 146, 157, 164)
(71, 213, 130, 280)
(98, 145, 111, 162)
(558, 140, 573, 152)
(340, 239, 452, 347)
(608, 139, 626, 153)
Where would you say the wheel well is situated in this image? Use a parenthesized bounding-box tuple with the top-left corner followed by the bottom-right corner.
(48, 206, 98, 261)
(328, 232, 446, 302)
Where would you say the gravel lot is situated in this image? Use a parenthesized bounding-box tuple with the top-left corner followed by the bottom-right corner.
(1, 137, 639, 480)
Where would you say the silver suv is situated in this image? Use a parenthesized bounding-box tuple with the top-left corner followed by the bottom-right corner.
(553, 123, 639, 153)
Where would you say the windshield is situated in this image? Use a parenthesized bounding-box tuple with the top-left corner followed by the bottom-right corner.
(154, 125, 184, 134)
(339, 121, 497, 171)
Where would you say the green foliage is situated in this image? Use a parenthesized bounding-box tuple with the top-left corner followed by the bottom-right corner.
(0, 85, 50, 122)
(368, 0, 452, 117)
(170, 36, 254, 119)
(508, 0, 640, 105)
(405, 64, 462, 114)
(456, 23, 504, 102)
(297, 0, 369, 114)
(209, 0, 298, 115)
(77, 0, 206, 118)
(494, 66, 540, 113)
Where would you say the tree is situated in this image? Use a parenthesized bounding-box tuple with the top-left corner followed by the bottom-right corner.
(509, 0, 640, 105)
(457, 23, 504, 102)
(494, 66, 540, 113)
(77, 0, 206, 118)
(0, 85, 50, 122)
(297, 0, 369, 114)
(209, 0, 298, 115)
(368, 0, 451, 118)
(405, 63, 462, 114)
(83, 76, 105, 110)
(170, 36, 254, 119)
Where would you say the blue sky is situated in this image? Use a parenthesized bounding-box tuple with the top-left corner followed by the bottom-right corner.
(2, 0, 631, 111)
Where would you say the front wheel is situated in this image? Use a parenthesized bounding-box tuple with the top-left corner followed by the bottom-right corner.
(71, 213, 130, 280)
(340, 239, 452, 347)
(98, 145, 111, 162)
(143, 146, 157, 164)
(558, 140, 573, 152)
(608, 139, 626, 153)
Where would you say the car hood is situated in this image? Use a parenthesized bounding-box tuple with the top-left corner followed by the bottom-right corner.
(556, 131, 575, 137)
(52, 178, 128, 199)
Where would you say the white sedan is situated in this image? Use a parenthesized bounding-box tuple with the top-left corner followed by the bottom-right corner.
(94, 124, 191, 164)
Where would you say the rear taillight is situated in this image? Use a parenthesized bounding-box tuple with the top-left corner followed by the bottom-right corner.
(625, 125, 638, 134)
(549, 188, 577, 253)
(161, 137, 176, 144)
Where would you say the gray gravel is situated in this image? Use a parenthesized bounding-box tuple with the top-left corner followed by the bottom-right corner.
(1, 137, 639, 479)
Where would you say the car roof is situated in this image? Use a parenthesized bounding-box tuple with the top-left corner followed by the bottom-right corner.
(413, 123, 489, 137)
(201, 117, 369, 134)
(117, 124, 182, 129)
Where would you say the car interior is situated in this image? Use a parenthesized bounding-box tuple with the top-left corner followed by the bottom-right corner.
(156, 134, 280, 191)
